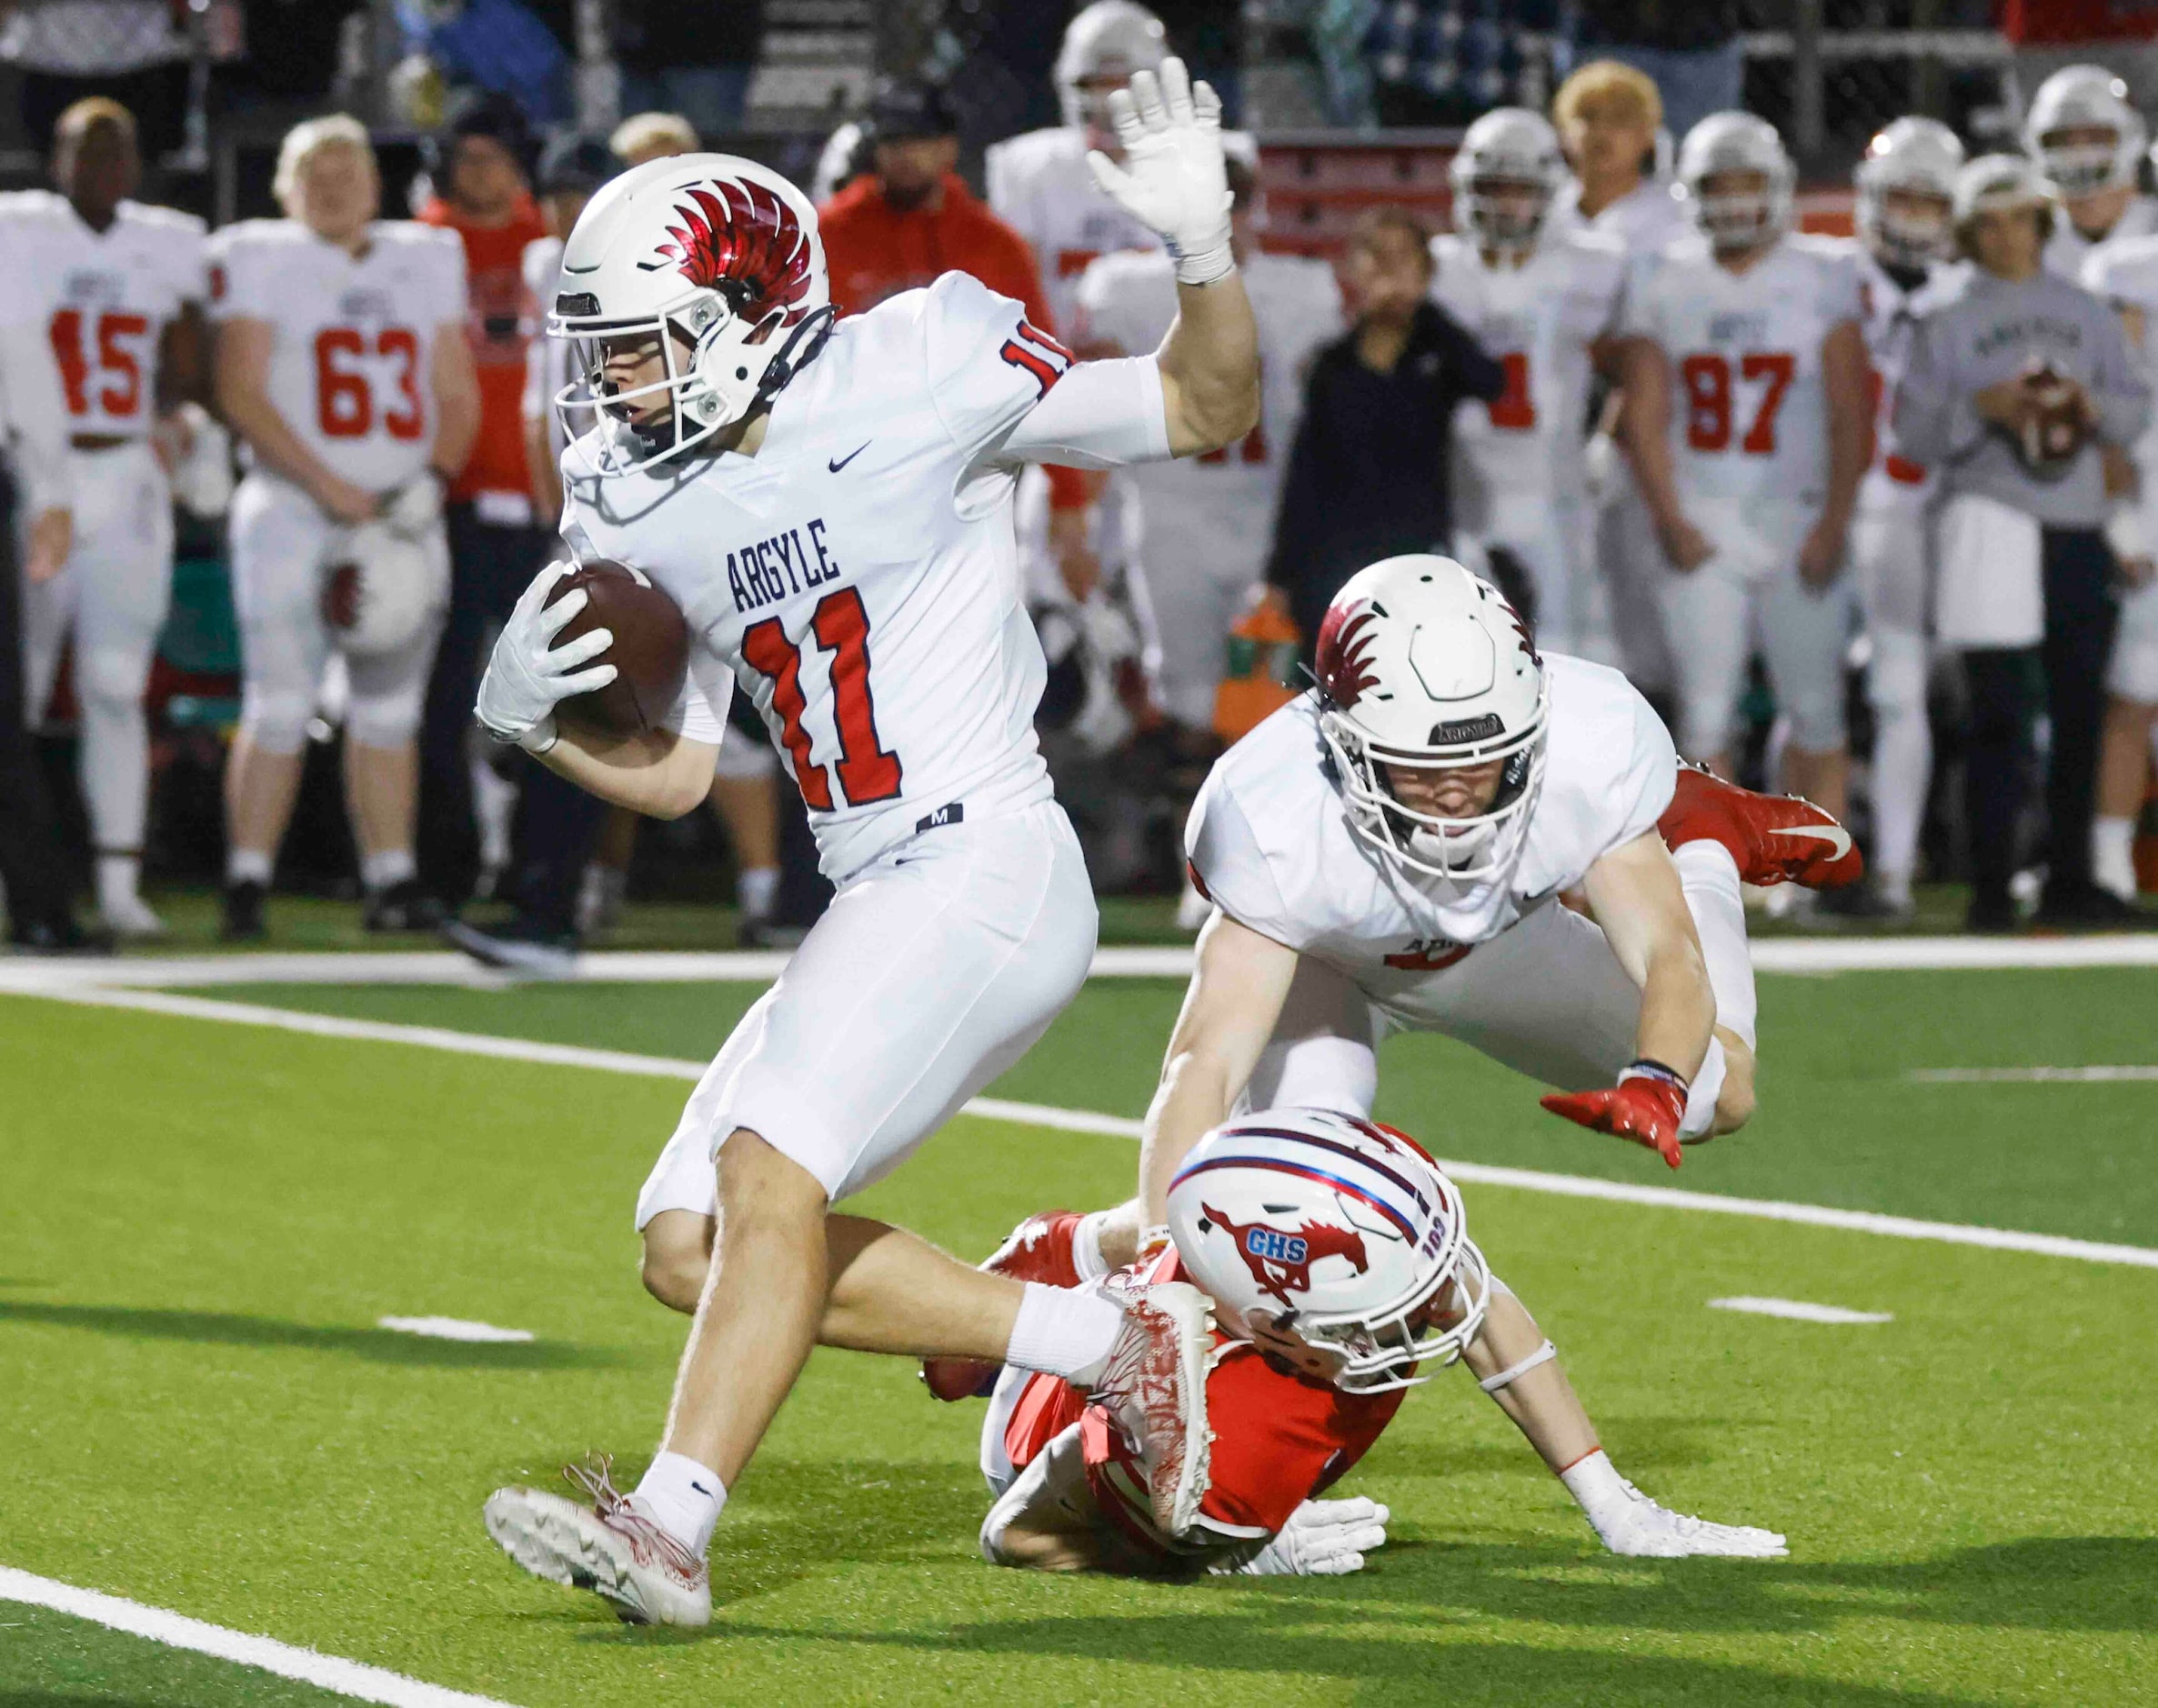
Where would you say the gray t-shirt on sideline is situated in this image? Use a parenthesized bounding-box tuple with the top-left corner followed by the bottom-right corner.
(1887, 261, 2150, 527)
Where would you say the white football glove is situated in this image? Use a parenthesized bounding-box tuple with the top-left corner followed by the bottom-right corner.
(1590, 1479, 1788, 1559)
(380, 469, 445, 540)
(1086, 56, 1233, 286)
(474, 562, 616, 754)
(1212, 1497, 1390, 1577)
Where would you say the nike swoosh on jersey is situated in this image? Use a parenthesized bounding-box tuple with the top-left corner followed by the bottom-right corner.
(828, 441, 871, 473)
(1768, 823, 1853, 861)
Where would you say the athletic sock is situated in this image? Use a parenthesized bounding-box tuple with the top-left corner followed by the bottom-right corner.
(632, 1450, 726, 1558)
(226, 848, 273, 887)
(1070, 1211, 1111, 1283)
(1006, 1280, 1125, 1385)
(1557, 1447, 1628, 1528)
(737, 865, 778, 919)
(2093, 816, 2138, 901)
(94, 853, 140, 915)
(1672, 839, 1757, 1050)
(360, 848, 416, 891)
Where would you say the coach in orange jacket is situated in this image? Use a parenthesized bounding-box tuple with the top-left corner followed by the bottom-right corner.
(818, 78, 1054, 327)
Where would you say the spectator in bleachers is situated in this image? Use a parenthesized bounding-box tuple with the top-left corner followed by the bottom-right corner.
(1361, 0, 1574, 130)
(611, 0, 764, 142)
(407, 0, 572, 127)
(1265, 207, 1505, 653)
(818, 77, 1051, 323)
(1891, 156, 2152, 929)
(1, 0, 187, 163)
(609, 110, 699, 167)
(1575, 0, 1741, 144)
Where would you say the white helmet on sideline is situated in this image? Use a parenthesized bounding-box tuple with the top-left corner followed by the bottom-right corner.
(1313, 555, 1549, 894)
(548, 153, 833, 475)
(1449, 106, 1566, 256)
(2022, 64, 2145, 198)
(1854, 116, 1964, 270)
(1056, 1, 1168, 136)
(1168, 1108, 1491, 1393)
(1675, 111, 1794, 253)
(321, 521, 447, 660)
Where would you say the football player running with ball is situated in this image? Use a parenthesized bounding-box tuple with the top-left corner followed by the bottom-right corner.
(479, 63, 1262, 1625)
(975, 1110, 1786, 1575)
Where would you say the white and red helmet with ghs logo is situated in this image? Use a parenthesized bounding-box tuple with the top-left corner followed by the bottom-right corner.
(1168, 1108, 1491, 1392)
(548, 152, 835, 472)
(1313, 554, 1549, 894)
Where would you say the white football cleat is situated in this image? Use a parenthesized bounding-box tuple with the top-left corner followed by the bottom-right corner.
(484, 1457, 712, 1626)
(1593, 1479, 1788, 1559)
(98, 894, 166, 940)
(1088, 1277, 1217, 1540)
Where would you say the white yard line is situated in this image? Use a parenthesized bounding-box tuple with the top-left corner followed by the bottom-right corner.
(1709, 1297, 1895, 1324)
(5, 934, 2158, 992)
(1910, 1065, 2158, 1083)
(0, 1565, 517, 1708)
(14, 980, 2158, 1272)
(376, 1316, 534, 1343)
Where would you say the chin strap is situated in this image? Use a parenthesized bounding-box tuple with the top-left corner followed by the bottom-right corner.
(754, 305, 837, 406)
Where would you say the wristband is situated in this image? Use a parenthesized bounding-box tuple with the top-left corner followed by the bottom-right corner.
(1477, 1338, 1557, 1393)
(1169, 232, 1235, 288)
(1619, 1058, 1690, 1094)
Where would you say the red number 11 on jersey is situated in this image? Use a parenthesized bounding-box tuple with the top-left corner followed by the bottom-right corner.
(741, 587, 904, 811)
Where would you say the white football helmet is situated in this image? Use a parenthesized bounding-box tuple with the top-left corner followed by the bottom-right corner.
(1167, 1108, 1491, 1393)
(2022, 64, 2145, 198)
(1313, 555, 1548, 893)
(1056, 1, 1168, 136)
(1853, 116, 1964, 271)
(1675, 112, 1794, 254)
(321, 520, 447, 660)
(548, 153, 833, 475)
(1450, 107, 1565, 256)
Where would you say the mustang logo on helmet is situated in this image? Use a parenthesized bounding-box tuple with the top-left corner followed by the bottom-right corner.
(647, 180, 816, 325)
(1314, 600, 1383, 709)
(1204, 1202, 1370, 1306)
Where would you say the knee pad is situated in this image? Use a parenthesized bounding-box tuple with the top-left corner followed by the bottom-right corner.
(1676, 698, 1736, 763)
(238, 685, 312, 755)
(345, 652, 429, 748)
(75, 645, 151, 711)
(1867, 629, 1928, 718)
(1782, 689, 1846, 755)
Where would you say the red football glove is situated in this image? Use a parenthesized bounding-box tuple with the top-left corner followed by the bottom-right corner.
(1541, 1061, 1690, 1169)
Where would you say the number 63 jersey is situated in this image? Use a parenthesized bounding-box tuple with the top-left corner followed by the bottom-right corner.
(561, 270, 1149, 883)
(1619, 231, 1863, 543)
(206, 218, 467, 492)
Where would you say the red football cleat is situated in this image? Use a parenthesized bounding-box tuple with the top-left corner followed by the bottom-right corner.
(1657, 764, 1863, 890)
(921, 1210, 1084, 1402)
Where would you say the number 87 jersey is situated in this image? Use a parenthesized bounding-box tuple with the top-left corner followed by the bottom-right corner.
(1619, 229, 1864, 519)
(206, 217, 467, 492)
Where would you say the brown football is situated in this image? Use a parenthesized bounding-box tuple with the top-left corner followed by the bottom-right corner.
(544, 558, 690, 740)
(2017, 367, 2089, 481)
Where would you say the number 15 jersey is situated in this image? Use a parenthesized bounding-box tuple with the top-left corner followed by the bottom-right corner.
(561, 270, 1163, 883)
(207, 218, 467, 492)
(1619, 231, 1862, 517)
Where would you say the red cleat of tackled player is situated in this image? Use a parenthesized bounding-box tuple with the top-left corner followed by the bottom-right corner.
(922, 1210, 1085, 1402)
(1657, 764, 1863, 890)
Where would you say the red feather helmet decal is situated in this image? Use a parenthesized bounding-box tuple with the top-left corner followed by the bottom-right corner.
(1315, 599, 1383, 709)
(651, 178, 815, 326)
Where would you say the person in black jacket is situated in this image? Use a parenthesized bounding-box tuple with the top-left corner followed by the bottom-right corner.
(1265, 207, 1506, 654)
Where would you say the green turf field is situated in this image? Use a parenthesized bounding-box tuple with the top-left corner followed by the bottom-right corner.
(4, 965, 2155, 1706)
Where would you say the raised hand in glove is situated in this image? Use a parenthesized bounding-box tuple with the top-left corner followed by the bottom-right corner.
(1086, 57, 1233, 286)
(474, 563, 616, 753)
(1541, 1060, 1690, 1169)
(1213, 1497, 1390, 1577)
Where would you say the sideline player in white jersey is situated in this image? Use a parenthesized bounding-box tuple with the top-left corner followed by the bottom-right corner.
(1051, 558, 1859, 1267)
(2080, 232, 2158, 902)
(478, 63, 1264, 1626)
(1071, 149, 1340, 731)
(209, 116, 480, 941)
(1432, 107, 1627, 656)
(1839, 117, 1962, 918)
(4, 98, 205, 938)
(2026, 65, 2158, 278)
(1617, 113, 1872, 823)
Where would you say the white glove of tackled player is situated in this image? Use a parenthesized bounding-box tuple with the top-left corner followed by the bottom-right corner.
(1590, 1478, 1788, 1559)
(1086, 57, 1233, 286)
(1211, 1497, 1390, 1577)
(474, 562, 616, 754)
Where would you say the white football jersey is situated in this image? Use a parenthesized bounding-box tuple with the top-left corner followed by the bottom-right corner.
(207, 218, 467, 491)
(1545, 176, 1691, 254)
(1620, 231, 1863, 517)
(1430, 228, 1626, 531)
(1073, 247, 1340, 590)
(1850, 241, 1939, 512)
(521, 233, 576, 467)
(2082, 234, 2158, 522)
(562, 272, 1090, 882)
(2046, 195, 2158, 279)
(1187, 655, 1677, 990)
(987, 126, 1160, 336)
(0, 190, 205, 438)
